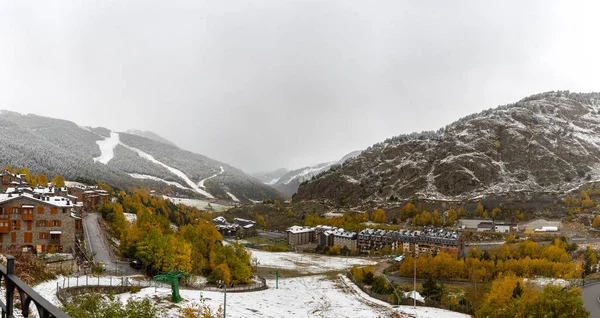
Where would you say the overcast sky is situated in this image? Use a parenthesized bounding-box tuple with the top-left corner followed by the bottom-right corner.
(1, 1, 600, 173)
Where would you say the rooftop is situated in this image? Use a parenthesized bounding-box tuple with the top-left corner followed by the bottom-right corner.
(287, 226, 315, 234)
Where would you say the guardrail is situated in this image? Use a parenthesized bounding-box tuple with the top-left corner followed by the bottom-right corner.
(0, 256, 68, 318)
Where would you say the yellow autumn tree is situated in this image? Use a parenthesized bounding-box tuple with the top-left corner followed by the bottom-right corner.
(475, 203, 484, 216)
(51, 175, 65, 187)
(371, 209, 387, 223)
(593, 215, 600, 229)
(38, 173, 48, 187)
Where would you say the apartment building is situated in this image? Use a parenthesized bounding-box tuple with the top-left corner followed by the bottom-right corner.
(0, 170, 28, 192)
(0, 192, 80, 253)
(358, 227, 464, 256)
(332, 230, 358, 250)
(68, 185, 110, 210)
(286, 226, 315, 245)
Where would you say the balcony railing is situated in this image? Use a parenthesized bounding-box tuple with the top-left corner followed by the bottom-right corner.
(0, 256, 68, 317)
(22, 214, 33, 221)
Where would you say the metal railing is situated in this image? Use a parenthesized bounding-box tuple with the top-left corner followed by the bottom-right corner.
(0, 256, 68, 318)
(201, 277, 267, 293)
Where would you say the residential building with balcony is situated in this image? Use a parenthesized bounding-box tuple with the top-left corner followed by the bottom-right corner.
(358, 227, 464, 256)
(286, 226, 315, 246)
(0, 193, 80, 254)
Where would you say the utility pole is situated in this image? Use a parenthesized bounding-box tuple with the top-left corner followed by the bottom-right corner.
(218, 280, 227, 318)
(275, 269, 279, 289)
(413, 248, 417, 308)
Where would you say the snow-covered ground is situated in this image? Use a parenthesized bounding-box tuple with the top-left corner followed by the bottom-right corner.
(248, 249, 377, 274)
(163, 196, 231, 212)
(226, 191, 240, 202)
(124, 212, 137, 223)
(523, 277, 570, 288)
(31, 274, 468, 318)
(123, 212, 177, 231)
(128, 173, 191, 191)
(93, 132, 120, 164)
(119, 143, 215, 199)
(198, 166, 224, 188)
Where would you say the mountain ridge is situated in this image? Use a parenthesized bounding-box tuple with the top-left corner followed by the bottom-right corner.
(0, 110, 284, 203)
(255, 150, 362, 197)
(295, 91, 600, 206)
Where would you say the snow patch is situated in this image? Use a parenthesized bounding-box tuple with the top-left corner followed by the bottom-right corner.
(120, 143, 215, 199)
(198, 166, 224, 189)
(128, 173, 191, 190)
(249, 249, 376, 274)
(226, 191, 240, 202)
(163, 196, 231, 212)
(265, 177, 281, 185)
(93, 132, 120, 164)
(124, 213, 137, 223)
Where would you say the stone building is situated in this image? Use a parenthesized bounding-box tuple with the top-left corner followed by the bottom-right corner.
(0, 170, 28, 192)
(68, 185, 110, 210)
(0, 193, 80, 253)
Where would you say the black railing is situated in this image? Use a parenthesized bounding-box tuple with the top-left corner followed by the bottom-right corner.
(0, 256, 68, 318)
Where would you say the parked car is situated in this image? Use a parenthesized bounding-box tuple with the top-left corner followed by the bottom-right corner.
(130, 260, 143, 269)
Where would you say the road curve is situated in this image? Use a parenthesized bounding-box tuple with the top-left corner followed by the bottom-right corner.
(583, 283, 600, 318)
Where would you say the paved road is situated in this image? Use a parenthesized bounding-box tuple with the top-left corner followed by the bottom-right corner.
(583, 283, 600, 317)
(83, 213, 137, 275)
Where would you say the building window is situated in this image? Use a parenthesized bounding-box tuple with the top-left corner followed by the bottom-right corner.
(52, 220, 59, 227)
(12, 221, 17, 230)
(12, 208, 18, 214)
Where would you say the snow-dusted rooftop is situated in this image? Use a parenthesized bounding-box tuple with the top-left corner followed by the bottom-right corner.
(287, 226, 315, 234)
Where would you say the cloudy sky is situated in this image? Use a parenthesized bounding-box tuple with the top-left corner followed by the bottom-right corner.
(1, 1, 600, 173)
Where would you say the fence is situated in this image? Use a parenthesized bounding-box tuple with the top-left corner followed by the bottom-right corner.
(201, 276, 267, 293)
(56, 274, 268, 302)
(57, 275, 171, 291)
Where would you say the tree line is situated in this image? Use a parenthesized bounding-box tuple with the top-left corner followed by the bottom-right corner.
(399, 238, 581, 281)
(98, 189, 252, 285)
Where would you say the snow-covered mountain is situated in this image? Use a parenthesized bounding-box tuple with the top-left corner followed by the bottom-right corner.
(0, 111, 283, 203)
(251, 168, 290, 186)
(295, 91, 600, 205)
(259, 151, 361, 197)
(126, 129, 177, 147)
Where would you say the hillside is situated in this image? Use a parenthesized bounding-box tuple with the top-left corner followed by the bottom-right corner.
(0, 111, 284, 202)
(257, 151, 361, 197)
(295, 91, 600, 206)
(126, 129, 177, 147)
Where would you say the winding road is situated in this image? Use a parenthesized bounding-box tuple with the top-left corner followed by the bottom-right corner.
(83, 212, 137, 276)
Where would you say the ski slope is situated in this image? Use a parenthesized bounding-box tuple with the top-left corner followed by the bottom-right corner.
(93, 132, 120, 164)
(120, 143, 214, 198)
(128, 173, 191, 190)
